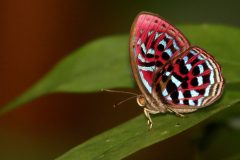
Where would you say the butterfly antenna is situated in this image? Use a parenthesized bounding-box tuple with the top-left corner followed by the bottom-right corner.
(101, 89, 138, 96)
(113, 95, 138, 108)
(101, 89, 139, 108)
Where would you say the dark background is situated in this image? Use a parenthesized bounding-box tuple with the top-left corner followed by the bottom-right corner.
(0, 0, 239, 159)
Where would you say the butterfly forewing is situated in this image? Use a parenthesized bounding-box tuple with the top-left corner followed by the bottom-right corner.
(129, 12, 190, 96)
(153, 47, 224, 108)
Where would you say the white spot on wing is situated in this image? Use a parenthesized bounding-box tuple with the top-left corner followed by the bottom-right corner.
(190, 90, 199, 97)
(186, 64, 192, 71)
(165, 33, 173, 39)
(171, 76, 181, 87)
(137, 38, 141, 45)
(138, 54, 145, 62)
(204, 85, 211, 96)
(198, 65, 204, 74)
(183, 56, 188, 63)
(198, 55, 204, 60)
(147, 48, 155, 55)
(159, 40, 167, 49)
(138, 66, 154, 71)
(166, 96, 172, 101)
(164, 49, 172, 57)
(190, 50, 197, 55)
(155, 32, 161, 40)
(197, 97, 204, 106)
(162, 89, 168, 96)
(197, 76, 203, 85)
(173, 40, 179, 50)
(205, 60, 213, 70)
(178, 91, 184, 99)
(148, 31, 153, 36)
(139, 71, 152, 93)
(179, 100, 184, 104)
(189, 100, 195, 106)
(165, 71, 171, 76)
(205, 60, 215, 84)
(141, 43, 146, 54)
(210, 70, 215, 84)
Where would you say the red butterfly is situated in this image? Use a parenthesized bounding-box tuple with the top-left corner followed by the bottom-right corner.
(129, 12, 224, 129)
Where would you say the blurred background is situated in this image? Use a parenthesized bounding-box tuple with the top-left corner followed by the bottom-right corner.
(0, 0, 239, 159)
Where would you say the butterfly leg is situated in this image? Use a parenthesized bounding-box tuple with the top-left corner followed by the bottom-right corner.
(143, 108, 153, 130)
(167, 107, 185, 117)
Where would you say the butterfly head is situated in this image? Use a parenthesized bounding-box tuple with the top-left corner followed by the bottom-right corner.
(136, 95, 147, 107)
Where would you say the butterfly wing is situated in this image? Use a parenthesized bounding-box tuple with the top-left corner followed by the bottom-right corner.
(152, 46, 224, 109)
(129, 12, 190, 98)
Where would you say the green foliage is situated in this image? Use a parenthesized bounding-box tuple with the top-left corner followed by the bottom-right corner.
(56, 83, 240, 160)
(0, 35, 132, 115)
(1, 25, 240, 159)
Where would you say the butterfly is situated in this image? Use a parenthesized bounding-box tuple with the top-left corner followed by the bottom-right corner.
(129, 12, 224, 129)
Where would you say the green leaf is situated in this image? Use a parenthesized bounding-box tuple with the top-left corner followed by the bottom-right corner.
(225, 154, 240, 160)
(197, 121, 240, 160)
(1, 25, 240, 115)
(0, 35, 132, 115)
(1, 25, 240, 159)
(55, 82, 240, 160)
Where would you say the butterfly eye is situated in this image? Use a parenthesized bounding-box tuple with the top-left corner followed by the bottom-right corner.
(137, 96, 147, 107)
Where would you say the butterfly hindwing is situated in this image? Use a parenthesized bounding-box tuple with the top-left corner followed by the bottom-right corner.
(129, 12, 190, 95)
(153, 46, 224, 108)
